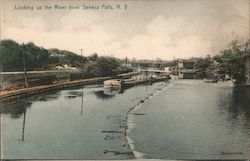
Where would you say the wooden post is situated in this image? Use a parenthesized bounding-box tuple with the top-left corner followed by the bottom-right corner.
(22, 47, 28, 88)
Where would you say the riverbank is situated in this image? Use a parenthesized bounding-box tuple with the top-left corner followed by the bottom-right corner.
(0, 76, 110, 102)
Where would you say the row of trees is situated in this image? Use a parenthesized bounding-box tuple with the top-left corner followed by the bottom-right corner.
(194, 39, 250, 83)
(0, 40, 132, 77)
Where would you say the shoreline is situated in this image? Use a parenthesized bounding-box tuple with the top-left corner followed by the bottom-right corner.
(0, 77, 110, 103)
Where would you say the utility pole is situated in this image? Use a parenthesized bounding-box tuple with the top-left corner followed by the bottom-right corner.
(22, 44, 28, 88)
(80, 49, 84, 78)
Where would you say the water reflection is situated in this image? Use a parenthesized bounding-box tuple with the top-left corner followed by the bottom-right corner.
(229, 86, 250, 130)
(32, 92, 60, 102)
(94, 88, 123, 100)
(1, 101, 31, 119)
(1, 100, 30, 142)
(103, 88, 122, 95)
(20, 100, 28, 142)
(81, 90, 83, 116)
(64, 91, 84, 99)
(64, 90, 85, 116)
(231, 86, 250, 109)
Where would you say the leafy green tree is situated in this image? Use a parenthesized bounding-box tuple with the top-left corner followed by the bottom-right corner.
(20, 42, 49, 70)
(194, 56, 212, 78)
(214, 39, 250, 82)
(0, 40, 22, 71)
(88, 53, 98, 61)
(0, 40, 50, 71)
(95, 56, 122, 76)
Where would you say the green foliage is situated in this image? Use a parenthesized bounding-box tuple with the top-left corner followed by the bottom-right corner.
(95, 56, 122, 76)
(0, 39, 133, 77)
(194, 57, 210, 78)
(0, 40, 23, 71)
(0, 40, 50, 71)
(195, 39, 250, 83)
(218, 39, 250, 82)
(83, 55, 132, 77)
(21, 42, 49, 70)
(59, 51, 87, 67)
(88, 53, 98, 61)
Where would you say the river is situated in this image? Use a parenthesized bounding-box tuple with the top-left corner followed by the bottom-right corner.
(1, 80, 250, 159)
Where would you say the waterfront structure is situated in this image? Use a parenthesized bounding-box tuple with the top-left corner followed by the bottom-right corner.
(172, 59, 197, 79)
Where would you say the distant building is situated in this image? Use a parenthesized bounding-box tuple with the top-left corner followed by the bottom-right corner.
(164, 67, 171, 73)
(50, 52, 64, 57)
(172, 59, 197, 79)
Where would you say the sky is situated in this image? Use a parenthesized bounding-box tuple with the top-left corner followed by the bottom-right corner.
(1, 0, 250, 60)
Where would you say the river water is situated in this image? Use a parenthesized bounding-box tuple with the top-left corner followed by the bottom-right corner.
(1, 80, 250, 159)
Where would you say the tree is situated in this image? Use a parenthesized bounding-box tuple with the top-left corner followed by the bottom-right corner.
(0, 40, 25, 71)
(213, 39, 250, 83)
(194, 56, 212, 78)
(95, 56, 122, 76)
(88, 53, 98, 61)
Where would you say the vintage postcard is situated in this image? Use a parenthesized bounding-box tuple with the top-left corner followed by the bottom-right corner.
(0, 0, 250, 160)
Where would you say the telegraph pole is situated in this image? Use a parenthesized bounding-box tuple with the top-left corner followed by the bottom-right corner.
(22, 44, 28, 88)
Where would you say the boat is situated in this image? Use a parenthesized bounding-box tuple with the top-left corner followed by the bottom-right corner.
(212, 79, 236, 87)
(203, 78, 217, 83)
(204, 77, 236, 87)
(103, 79, 122, 89)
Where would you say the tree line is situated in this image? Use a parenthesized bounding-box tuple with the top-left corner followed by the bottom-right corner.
(0, 39, 132, 77)
(1, 39, 249, 82)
